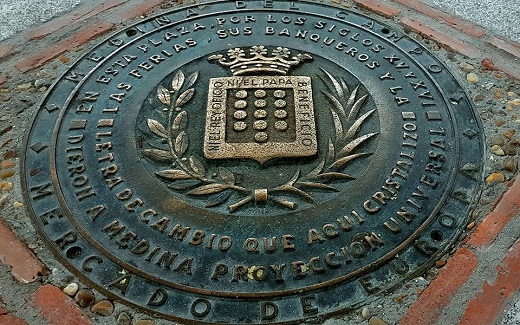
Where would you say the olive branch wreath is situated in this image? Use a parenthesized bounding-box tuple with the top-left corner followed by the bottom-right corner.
(142, 69, 378, 212)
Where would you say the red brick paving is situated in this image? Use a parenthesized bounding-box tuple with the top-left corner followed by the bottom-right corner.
(15, 20, 114, 73)
(0, 219, 49, 283)
(401, 176, 520, 324)
(459, 239, 520, 325)
(487, 36, 520, 58)
(0, 44, 13, 60)
(28, 0, 128, 41)
(32, 285, 92, 325)
(393, 0, 486, 37)
(467, 176, 520, 248)
(399, 247, 479, 325)
(0, 299, 28, 325)
(0, 313, 29, 325)
(400, 17, 482, 58)
(119, 0, 170, 20)
(352, 0, 401, 18)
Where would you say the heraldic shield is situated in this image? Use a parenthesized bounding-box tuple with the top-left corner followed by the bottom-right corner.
(204, 46, 317, 163)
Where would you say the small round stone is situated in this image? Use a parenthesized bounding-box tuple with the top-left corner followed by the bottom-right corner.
(435, 260, 447, 268)
(474, 94, 485, 102)
(254, 99, 267, 108)
(234, 110, 247, 120)
(17, 83, 32, 91)
(254, 110, 268, 119)
(234, 100, 247, 109)
(135, 320, 155, 325)
(91, 299, 115, 316)
(117, 312, 132, 325)
(0, 160, 15, 169)
(0, 181, 14, 192)
(486, 172, 505, 184)
(466, 72, 479, 84)
(235, 90, 248, 99)
(495, 118, 506, 127)
(253, 120, 268, 130)
(361, 307, 371, 320)
(13, 201, 24, 208)
(274, 90, 286, 98)
(254, 89, 266, 98)
(503, 157, 518, 172)
(274, 121, 288, 131)
(59, 55, 70, 63)
(491, 145, 505, 156)
(459, 62, 475, 73)
(504, 129, 516, 139)
(234, 121, 247, 131)
(255, 132, 269, 142)
(274, 109, 288, 119)
(503, 143, 518, 156)
(63, 283, 79, 296)
(369, 316, 388, 325)
(34, 79, 46, 88)
(75, 289, 95, 307)
(274, 99, 287, 108)
(491, 137, 505, 146)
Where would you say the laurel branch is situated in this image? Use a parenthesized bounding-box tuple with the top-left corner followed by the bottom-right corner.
(142, 69, 377, 212)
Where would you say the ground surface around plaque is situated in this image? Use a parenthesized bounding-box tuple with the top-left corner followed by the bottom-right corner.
(21, 2, 484, 324)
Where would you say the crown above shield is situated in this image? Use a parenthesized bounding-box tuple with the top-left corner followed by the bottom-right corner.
(208, 46, 312, 76)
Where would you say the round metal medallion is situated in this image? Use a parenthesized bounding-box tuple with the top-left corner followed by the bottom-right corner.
(22, 1, 484, 324)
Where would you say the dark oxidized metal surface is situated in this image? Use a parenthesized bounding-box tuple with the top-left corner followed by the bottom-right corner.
(22, 1, 484, 324)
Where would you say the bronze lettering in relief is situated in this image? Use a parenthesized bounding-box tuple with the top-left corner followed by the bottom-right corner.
(23, 1, 484, 324)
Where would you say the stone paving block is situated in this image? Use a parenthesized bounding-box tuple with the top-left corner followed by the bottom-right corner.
(467, 176, 520, 248)
(400, 17, 482, 58)
(487, 36, 520, 58)
(352, 0, 401, 18)
(32, 285, 92, 325)
(15, 20, 114, 72)
(119, 0, 170, 20)
(399, 247, 479, 325)
(0, 44, 13, 60)
(0, 299, 29, 325)
(0, 219, 49, 283)
(393, 0, 486, 37)
(459, 239, 520, 325)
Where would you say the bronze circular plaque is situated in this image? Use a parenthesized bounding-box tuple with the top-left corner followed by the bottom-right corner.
(22, 1, 484, 324)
